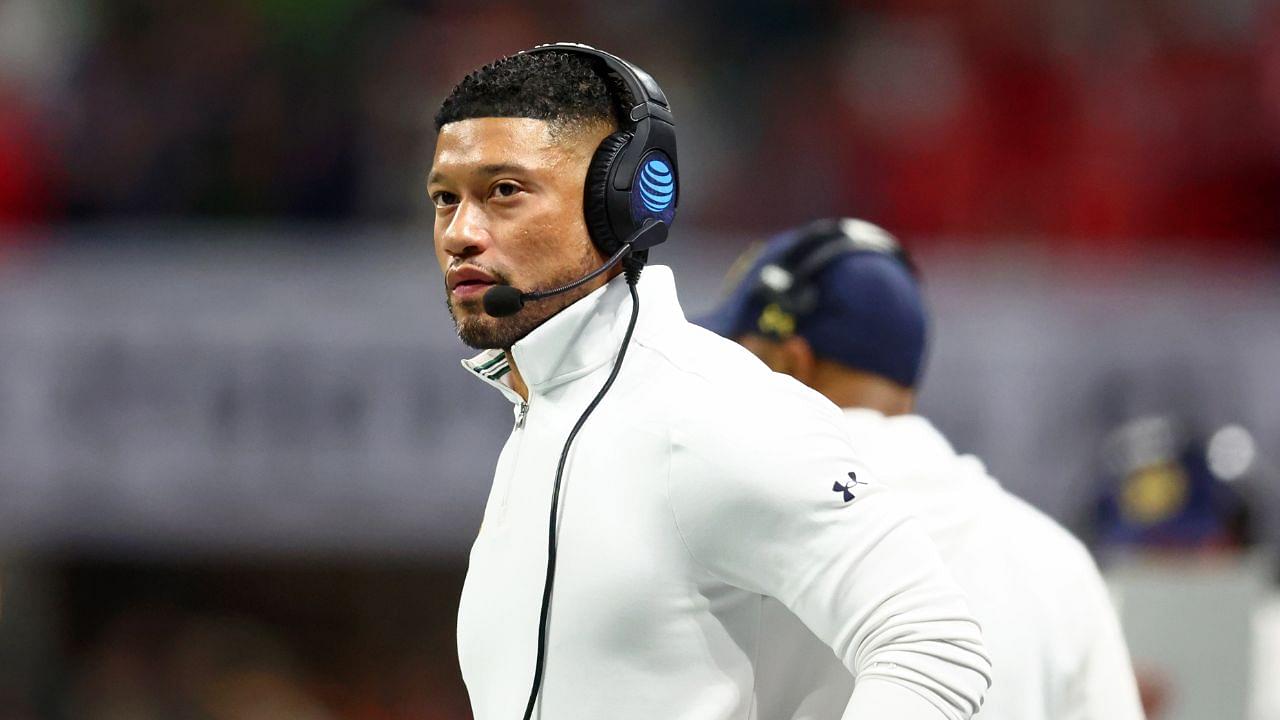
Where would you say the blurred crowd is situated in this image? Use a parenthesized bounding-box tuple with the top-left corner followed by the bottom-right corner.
(2, 565, 473, 720)
(55, 610, 468, 720)
(1, 0, 1279, 254)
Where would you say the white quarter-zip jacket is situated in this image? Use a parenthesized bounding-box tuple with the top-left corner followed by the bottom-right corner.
(780, 409, 1141, 720)
(456, 266, 991, 720)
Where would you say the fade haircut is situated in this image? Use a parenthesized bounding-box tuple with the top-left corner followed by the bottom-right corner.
(433, 50, 630, 135)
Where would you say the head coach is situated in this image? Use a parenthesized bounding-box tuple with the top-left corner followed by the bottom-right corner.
(427, 44, 991, 720)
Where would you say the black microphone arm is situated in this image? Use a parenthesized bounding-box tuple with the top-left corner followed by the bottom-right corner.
(526, 242, 634, 302)
(482, 218, 666, 318)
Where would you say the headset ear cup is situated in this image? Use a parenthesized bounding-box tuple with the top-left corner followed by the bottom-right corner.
(584, 131, 633, 256)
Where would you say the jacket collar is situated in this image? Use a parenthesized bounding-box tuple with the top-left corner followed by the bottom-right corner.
(461, 265, 686, 401)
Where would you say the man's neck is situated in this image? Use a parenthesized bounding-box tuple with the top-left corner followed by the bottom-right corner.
(810, 362, 915, 416)
(505, 349, 529, 401)
(496, 264, 635, 403)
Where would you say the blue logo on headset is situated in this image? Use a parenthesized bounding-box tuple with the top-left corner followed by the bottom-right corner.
(638, 157, 675, 212)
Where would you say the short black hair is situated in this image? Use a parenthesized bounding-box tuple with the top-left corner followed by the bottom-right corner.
(434, 50, 630, 133)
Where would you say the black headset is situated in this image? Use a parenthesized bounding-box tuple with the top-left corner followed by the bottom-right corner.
(750, 217, 915, 334)
(524, 43, 679, 260)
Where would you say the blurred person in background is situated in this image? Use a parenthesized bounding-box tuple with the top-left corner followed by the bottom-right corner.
(1085, 413, 1270, 719)
(699, 217, 1146, 720)
(431, 46, 990, 719)
(1090, 415, 1259, 555)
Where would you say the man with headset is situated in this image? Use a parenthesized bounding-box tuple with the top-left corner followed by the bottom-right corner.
(430, 46, 991, 719)
(700, 218, 1146, 719)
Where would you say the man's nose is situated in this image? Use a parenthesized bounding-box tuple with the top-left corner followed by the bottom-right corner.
(439, 200, 491, 259)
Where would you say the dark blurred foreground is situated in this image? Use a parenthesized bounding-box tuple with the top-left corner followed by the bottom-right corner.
(1, 560, 470, 720)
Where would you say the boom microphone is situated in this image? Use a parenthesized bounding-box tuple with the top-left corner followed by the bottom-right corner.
(482, 219, 667, 318)
(480, 284, 527, 318)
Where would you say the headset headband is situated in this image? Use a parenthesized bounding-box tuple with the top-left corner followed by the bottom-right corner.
(776, 219, 913, 286)
(753, 218, 915, 326)
(525, 42, 671, 113)
(523, 43, 676, 199)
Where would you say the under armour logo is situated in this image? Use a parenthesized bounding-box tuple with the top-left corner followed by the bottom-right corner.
(833, 472, 866, 502)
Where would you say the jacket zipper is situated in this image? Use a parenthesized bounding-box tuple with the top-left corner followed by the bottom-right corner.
(496, 400, 530, 514)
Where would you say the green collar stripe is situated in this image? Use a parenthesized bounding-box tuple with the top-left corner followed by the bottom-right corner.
(480, 357, 510, 380)
(474, 354, 505, 372)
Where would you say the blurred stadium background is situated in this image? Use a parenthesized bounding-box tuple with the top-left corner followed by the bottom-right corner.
(1, 0, 1278, 718)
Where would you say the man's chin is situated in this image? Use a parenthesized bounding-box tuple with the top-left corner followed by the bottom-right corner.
(456, 315, 530, 351)
(449, 294, 484, 315)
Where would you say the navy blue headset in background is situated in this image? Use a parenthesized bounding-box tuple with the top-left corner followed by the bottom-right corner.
(751, 217, 916, 324)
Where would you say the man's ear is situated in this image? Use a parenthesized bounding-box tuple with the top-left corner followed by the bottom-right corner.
(778, 335, 817, 387)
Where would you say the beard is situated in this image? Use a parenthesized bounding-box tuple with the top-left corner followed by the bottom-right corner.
(447, 251, 601, 350)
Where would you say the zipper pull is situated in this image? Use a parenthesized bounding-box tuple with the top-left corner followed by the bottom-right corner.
(515, 402, 529, 428)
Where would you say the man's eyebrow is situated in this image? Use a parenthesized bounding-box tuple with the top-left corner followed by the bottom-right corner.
(478, 162, 531, 176)
(428, 163, 532, 187)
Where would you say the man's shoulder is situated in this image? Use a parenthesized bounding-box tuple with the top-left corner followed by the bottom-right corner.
(985, 486, 1100, 578)
(633, 320, 848, 448)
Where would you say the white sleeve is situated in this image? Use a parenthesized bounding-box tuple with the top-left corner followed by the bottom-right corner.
(1067, 558, 1146, 720)
(667, 412, 991, 720)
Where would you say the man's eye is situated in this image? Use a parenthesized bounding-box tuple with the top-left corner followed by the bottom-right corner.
(492, 182, 521, 199)
(432, 191, 458, 208)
